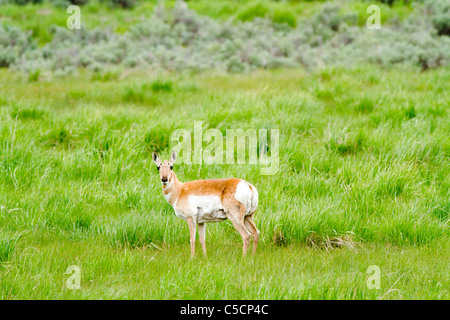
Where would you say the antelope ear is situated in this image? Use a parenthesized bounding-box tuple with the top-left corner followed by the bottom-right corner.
(152, 151, 160, 166)
(169, 150, 177, 165)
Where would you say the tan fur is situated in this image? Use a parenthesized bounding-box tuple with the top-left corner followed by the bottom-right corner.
(152, 151, 260, 257)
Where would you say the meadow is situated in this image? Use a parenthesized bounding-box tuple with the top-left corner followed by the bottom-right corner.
(0, 65, 448, 299)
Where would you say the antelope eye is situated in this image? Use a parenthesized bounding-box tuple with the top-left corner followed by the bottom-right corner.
(157, 166, 160, 171)
(170, 166, 173, 170)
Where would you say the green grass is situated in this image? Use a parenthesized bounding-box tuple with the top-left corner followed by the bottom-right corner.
(1, 239, 448, 299)
(0, 232, 19, 262)
(0, 65, 449, 299)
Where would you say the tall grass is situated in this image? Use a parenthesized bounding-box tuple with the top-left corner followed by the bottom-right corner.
(0, 65, 448, 298)
(0, 231, 20, 262)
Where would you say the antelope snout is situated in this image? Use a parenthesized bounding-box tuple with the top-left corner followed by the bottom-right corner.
(161, 177, 168, 184)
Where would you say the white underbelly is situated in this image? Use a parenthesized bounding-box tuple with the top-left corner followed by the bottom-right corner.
(197, 209, 227, 223)
(189, 195, 227, 223)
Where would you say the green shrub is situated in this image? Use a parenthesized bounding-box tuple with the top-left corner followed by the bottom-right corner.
(69, 0, 89, 5)
(103, 0, 135, 9)
(236, 1, 270, 21)
(10, 0, 43, 4)
(378, 0, 396, 6)
(272, 8, 297, 28)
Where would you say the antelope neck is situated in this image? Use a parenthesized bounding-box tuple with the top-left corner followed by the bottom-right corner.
(162, 171, 182, 206)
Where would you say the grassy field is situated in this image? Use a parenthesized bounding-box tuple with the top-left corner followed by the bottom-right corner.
(0, 65, 449, 299)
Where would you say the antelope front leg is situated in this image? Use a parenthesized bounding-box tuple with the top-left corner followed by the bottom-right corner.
(187, 217, 196, 257)
(198, 223, 207, 258)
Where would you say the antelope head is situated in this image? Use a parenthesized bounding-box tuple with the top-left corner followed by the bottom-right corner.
(152, 150, 177, 187)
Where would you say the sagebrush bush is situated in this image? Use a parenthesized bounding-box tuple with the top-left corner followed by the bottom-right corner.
(0, 25, 35, 68)
(4, 1, 450, 74)
(425, 0, 450, 36)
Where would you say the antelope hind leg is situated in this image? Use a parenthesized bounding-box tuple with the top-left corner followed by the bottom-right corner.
(244, 215, 260, 255)
(226, 210, 251, 257)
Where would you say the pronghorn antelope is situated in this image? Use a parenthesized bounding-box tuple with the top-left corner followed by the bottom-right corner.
(152, 150, 259, 257)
